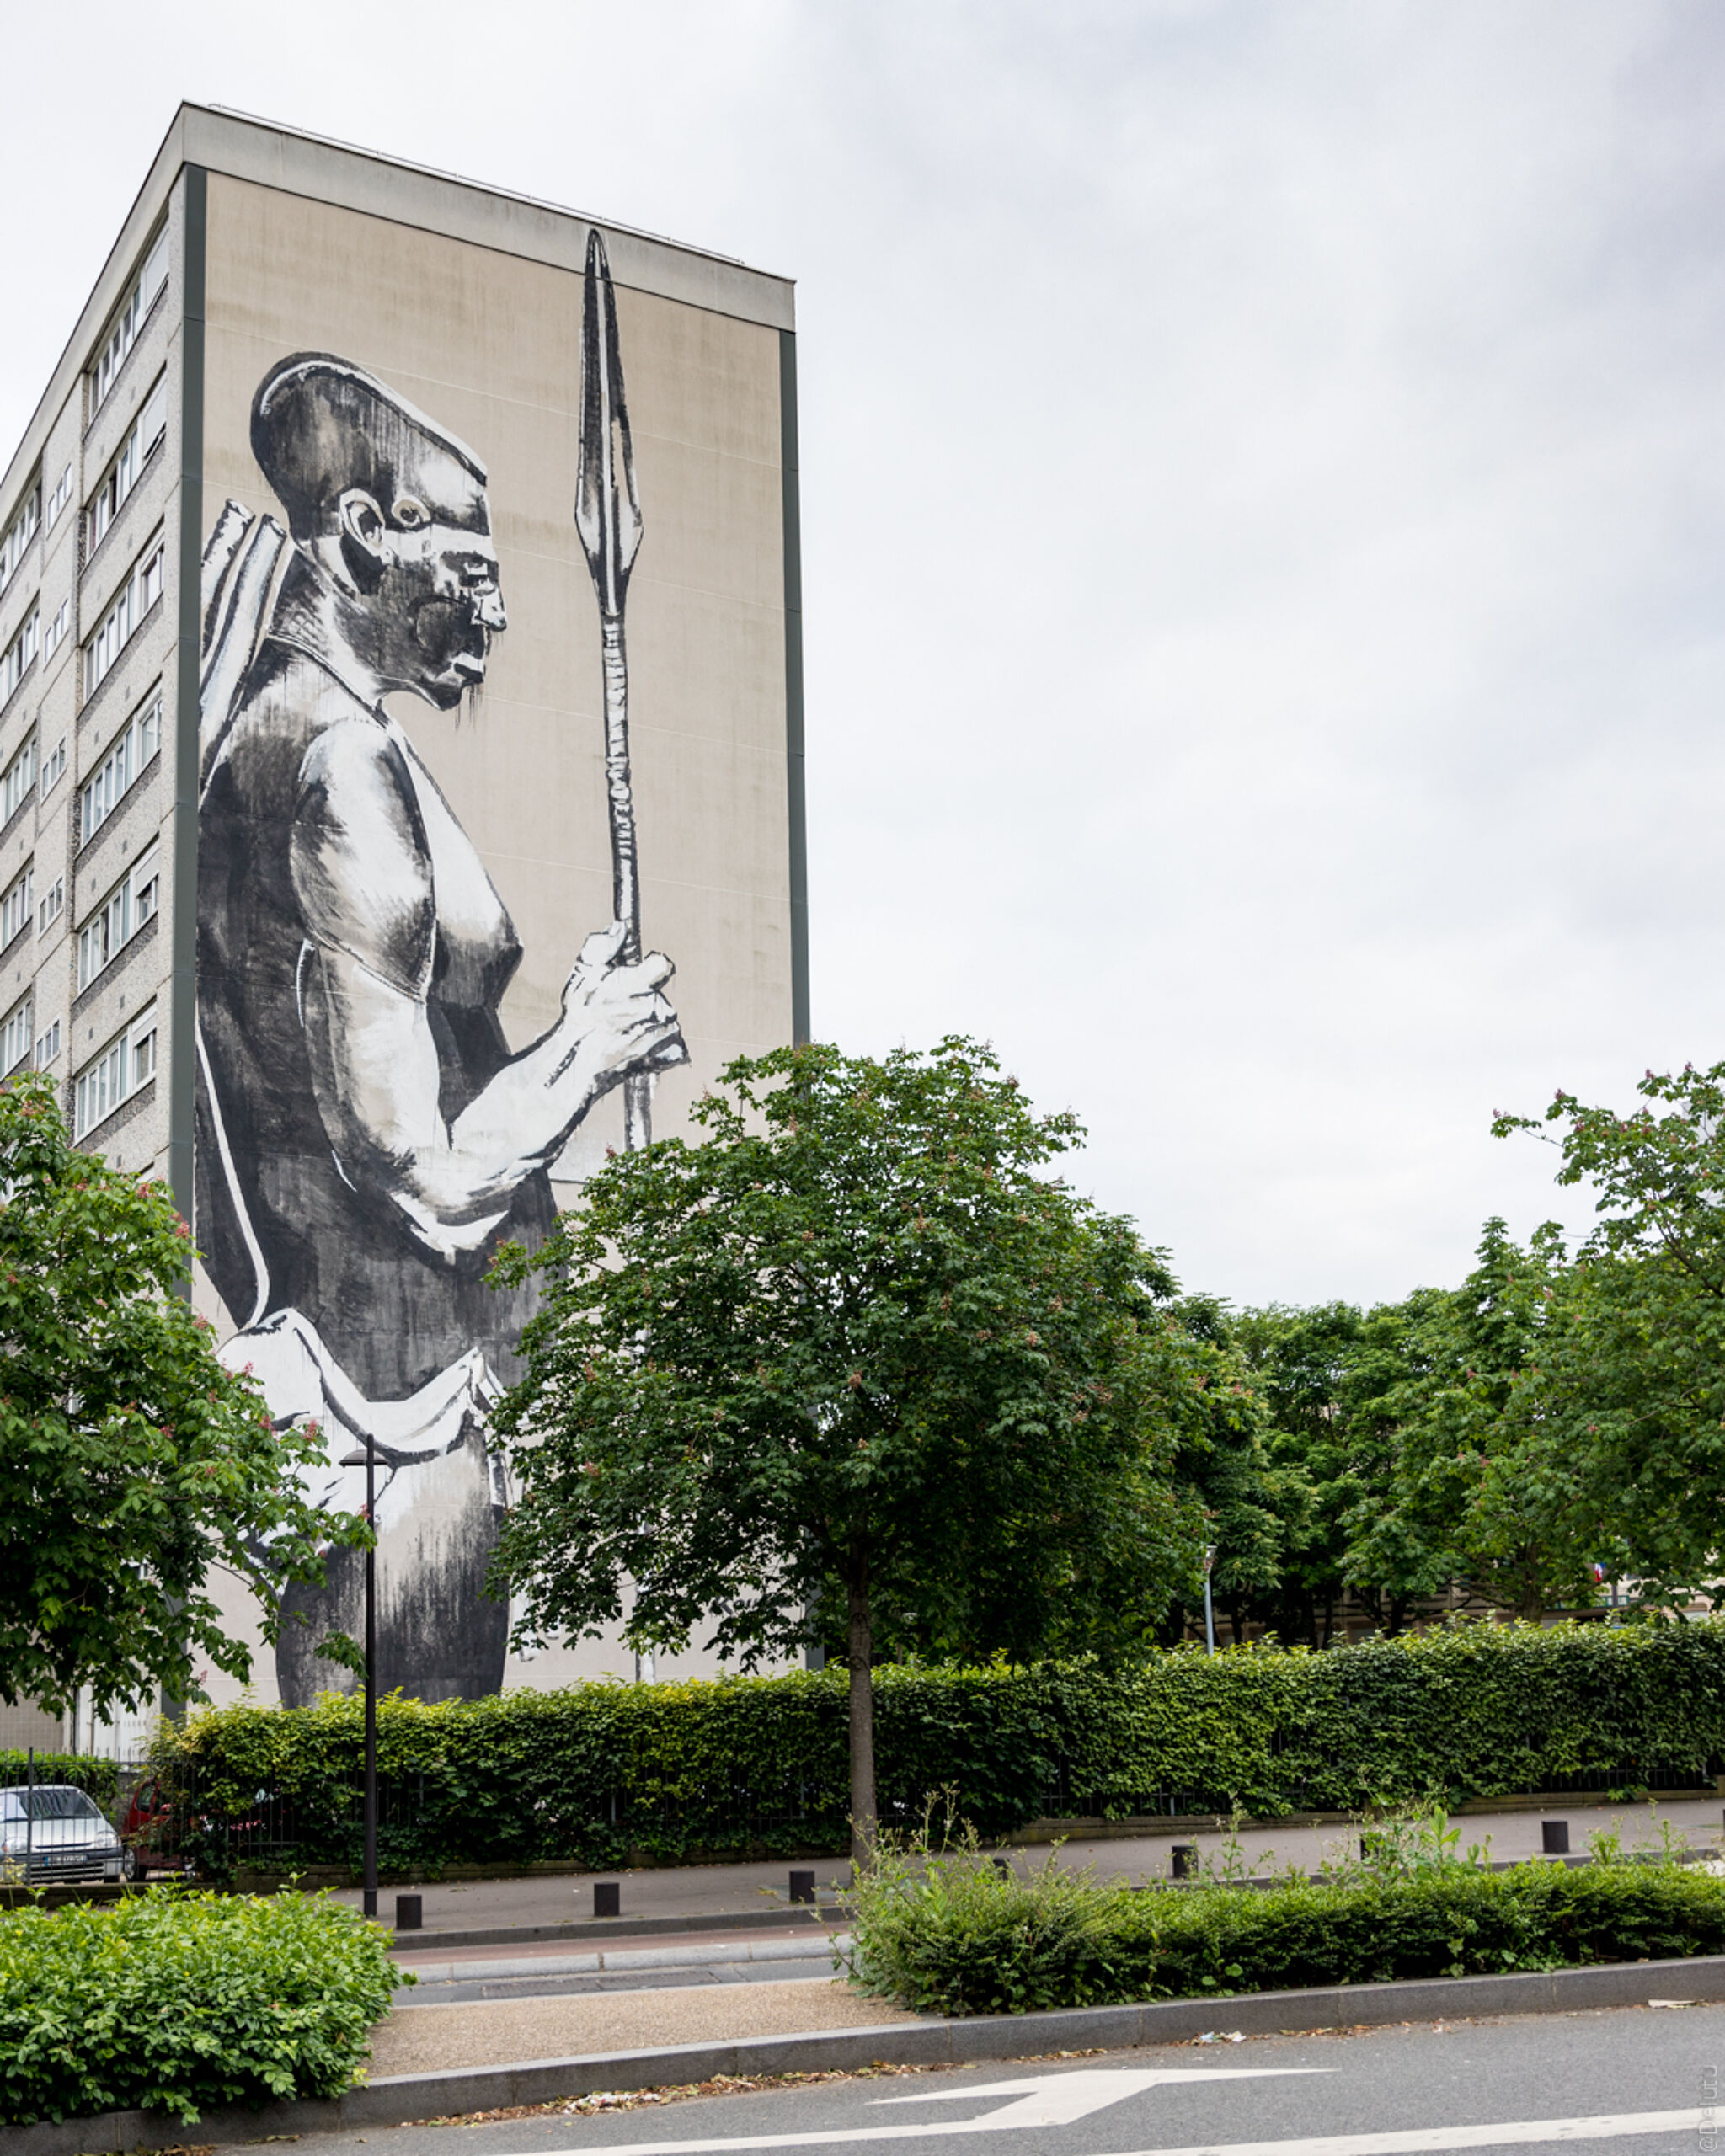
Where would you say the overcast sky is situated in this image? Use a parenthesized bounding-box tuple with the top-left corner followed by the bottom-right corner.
(3, 2, 1720, 1312)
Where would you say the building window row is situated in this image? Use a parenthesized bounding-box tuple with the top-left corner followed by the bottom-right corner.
(1, 995, 31, 1077)
(3, 610, 38, 702)
(80, 691, 160, 841)
(86, 375, 167, 558)
(83, 535, 163, 698)
(74, 1003, 156, 1139)
(37, 874, 62, 936)
(77, 842, 158, 993)
(42, 600, 69, 668)
(40, 736, 66, 800)
(0, 481, 40, 599)
(45, 465, 72, 533)
(88, 227, 168, 420)
(35, 1017, 60, 1069)
(3, 735, 35, 823)
(1, 866, 34, 948)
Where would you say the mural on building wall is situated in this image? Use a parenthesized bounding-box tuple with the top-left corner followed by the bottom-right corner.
(194, 235, 685, 1705)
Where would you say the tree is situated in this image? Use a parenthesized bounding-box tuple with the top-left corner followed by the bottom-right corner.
(489, 1038, 1208, 1854)
(1493, 1061, 1725, 1606)
(0, 1073, 365, 1721)
(1342, 1220, 1597, 1624)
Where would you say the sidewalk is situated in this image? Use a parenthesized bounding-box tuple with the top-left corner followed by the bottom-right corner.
(334, 1791, 1725, 1943)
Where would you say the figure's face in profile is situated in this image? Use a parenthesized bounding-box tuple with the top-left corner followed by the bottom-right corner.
(355, 455, 508, 710)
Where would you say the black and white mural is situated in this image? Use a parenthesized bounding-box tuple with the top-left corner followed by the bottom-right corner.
(195, 237, 685, 1704)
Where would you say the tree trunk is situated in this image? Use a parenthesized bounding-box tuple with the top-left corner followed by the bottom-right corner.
(846, 1569, 876, 1866)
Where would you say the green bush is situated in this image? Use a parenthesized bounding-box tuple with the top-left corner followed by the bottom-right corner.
(843, 1839, 1725, 2016)
(152, 1621, 1725, 1879)
(0, 1755, 120, 1810)
(0, 1889, 403, 2125)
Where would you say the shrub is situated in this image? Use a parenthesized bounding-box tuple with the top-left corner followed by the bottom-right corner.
(843, 1832, 1725, 2016)
(152, 1621, 1725, 1879)
(0, 1888, 403, 2125)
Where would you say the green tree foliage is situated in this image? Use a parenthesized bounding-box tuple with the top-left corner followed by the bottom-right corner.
(0, 1072, 365, 1719)
(1492, 1059, 1725, 1605)
(489, 1038, 1212, 1851)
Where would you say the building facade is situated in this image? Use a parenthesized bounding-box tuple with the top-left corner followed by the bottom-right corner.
(0, 106, 806, 1726)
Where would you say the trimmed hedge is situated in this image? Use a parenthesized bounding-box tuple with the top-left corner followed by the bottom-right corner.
(845, 1854, 1725, 2016)
(0, 1889, 403, 2125)
(0, 1755, 121, 1808)
(152, 1622, 1725, 1878)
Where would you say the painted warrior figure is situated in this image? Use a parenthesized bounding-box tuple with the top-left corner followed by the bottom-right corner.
(195, 354, 685, 1704)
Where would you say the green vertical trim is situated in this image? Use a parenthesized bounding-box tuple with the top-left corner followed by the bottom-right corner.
(168, 165, 206, 1244)
(779, 329, 810, 1048)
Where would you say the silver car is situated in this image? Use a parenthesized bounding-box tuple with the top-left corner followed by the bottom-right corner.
(0, 1785, 124, 1883)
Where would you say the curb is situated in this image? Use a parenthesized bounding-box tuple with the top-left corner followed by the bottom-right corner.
(8, 1951, 1725, 2155)
(388, 1905, 848, 1954)
(398, 1934, 850, 1989)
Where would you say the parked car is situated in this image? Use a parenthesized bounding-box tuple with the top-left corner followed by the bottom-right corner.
(120, 1777, 181, 1880)
(0, 1785, 124, 1883)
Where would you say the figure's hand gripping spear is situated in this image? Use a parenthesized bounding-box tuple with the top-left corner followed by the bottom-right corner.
(575, 228, 651, 1150)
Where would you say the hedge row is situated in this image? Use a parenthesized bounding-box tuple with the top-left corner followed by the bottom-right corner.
(845, 1851, 1725, 2016)
(152, 1622, 1725, 1877)
(0, 1755, 120, 1807)
(0, 1891, 402, 2125)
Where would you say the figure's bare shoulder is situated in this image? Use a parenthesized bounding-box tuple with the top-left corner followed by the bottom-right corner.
(291, 716, 435, 998)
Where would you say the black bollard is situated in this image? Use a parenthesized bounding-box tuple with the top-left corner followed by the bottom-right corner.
(394, 1892, 423, 1932)
(594, 1881, 621, 1918)
(1541, 1820, 1570, 1855)
(1172, 1843, 1198, 1880)
(992, 1855, 1011, 1879)
(788, 1870, 815, 1904)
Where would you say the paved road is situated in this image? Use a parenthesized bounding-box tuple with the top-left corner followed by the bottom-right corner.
(226, 2002, 1725, 2156)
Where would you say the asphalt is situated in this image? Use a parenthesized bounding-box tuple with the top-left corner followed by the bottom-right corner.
(220, 2002, 1725, 2156)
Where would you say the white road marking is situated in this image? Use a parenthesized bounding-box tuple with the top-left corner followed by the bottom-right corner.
(1108, 2109, 1711, 2154)
(494, 2066, 1325, 2152)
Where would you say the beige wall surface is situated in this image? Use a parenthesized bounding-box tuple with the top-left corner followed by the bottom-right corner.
(197, 173, 796, 1705)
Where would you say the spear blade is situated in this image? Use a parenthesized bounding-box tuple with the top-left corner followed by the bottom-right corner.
(575, 227, 651, 1150)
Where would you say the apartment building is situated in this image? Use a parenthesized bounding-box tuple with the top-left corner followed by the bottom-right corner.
(0, 104, 805, 1734)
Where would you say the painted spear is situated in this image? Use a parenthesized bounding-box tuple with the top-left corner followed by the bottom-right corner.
(574, 227, 651, 1150)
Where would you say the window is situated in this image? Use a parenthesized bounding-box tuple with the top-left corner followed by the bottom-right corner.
(85, 376, 167, 555)
(88, 227, 168, 418)
(39, 737, 65, 799)
(0, 482, 40, 597)
(74, 1003, 157, 1138)
(41, 599, 69, 665)
(2, 609, 38, 702)
(45, 465, 72, 531)
(83, 535, 163, 696)
(37, 875, 62, 934)
(0, 995, 31, 1076)
(1, 867, 33, 947)
(79, 691, 160, 841)
(35, 1017, 60, 1068)
(77, 844, 158, 990)
(3, 735, 35, 821)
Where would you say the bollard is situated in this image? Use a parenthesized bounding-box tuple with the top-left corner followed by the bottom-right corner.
(1172, 1843, 1198, 1880)
(594, 1881, 621, 1918)
(992, 1855, 1011, 1879)
(788, 1870, 815, 1905)
(1541, 1820, 1570, 1855)
(394, 1892, 423, 1932)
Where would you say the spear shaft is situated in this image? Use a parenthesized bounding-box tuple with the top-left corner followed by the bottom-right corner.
(575, 228, 649, 1148)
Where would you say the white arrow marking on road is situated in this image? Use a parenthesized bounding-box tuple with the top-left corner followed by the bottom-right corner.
(499, 2066, 1327, 2153)
(1108, 2106, 1712, 2154)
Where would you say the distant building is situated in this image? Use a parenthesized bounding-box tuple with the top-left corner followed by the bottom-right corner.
(0, 105, 807, 1736)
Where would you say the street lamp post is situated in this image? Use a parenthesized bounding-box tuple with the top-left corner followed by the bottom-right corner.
(1203, 1546, 1217, 1658)
(339, 1440, 378, 1920)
